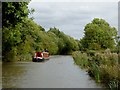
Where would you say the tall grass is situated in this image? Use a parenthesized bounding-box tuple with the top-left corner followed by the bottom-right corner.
(72, 49, 119, 89)
(72, 51, 89, 69)
(108, 81, 119, 90)
(90, 63, 100, 82)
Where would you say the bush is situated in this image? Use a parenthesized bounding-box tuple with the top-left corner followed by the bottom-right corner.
(72, 49, 119, 89)
(72, 51, 89, 68)
(87, 50, 96, 56)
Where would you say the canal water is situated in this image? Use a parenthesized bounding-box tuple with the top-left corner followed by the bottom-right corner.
(2, 55, 103, 88)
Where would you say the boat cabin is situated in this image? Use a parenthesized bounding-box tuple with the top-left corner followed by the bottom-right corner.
(33, 52, 49, 62)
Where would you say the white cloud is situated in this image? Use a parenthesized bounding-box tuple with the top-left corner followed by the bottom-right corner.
(28, 1, 118, 39)
(30, 0, 119, 2)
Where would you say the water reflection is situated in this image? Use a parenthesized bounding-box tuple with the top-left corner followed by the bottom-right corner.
(2, 56, 103, 88)
(2, 62, 29, 88)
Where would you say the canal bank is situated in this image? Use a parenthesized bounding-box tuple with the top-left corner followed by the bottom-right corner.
(72, 51, 119, 89)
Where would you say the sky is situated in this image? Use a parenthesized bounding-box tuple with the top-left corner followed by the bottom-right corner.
(28, 0, 119, 40)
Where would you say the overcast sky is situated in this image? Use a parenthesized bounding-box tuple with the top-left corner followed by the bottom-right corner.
(28, 0, 119, 40)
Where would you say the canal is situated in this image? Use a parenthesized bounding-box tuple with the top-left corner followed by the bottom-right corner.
(2, 55, 103, 88)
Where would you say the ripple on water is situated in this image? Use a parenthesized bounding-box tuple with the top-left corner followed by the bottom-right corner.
(2, 56, 104, 88)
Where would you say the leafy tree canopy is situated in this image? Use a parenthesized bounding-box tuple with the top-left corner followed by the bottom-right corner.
(2, 2, 34, 27)
(81, 18, 118, 50)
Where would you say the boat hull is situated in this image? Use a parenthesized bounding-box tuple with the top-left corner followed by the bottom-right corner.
(32, 57, 49, 62)
(32, 58, 44, 62)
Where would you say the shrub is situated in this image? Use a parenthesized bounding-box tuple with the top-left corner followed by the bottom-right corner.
(72, 51, 89, 68)
(72, 48, 119, 89)
(87, 50, 96, 56)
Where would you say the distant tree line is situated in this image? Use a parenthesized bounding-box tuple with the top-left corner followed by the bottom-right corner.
(2, 2, 79, 61)
(2, 2, 118, 62)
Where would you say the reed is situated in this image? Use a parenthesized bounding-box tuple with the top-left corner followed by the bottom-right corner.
(108, 81, 118, 90)
(72, 49, 119, 89)
(73, 51, 89, 69)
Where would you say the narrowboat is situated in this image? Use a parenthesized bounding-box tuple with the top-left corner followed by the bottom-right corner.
(32, 52, 49, 62)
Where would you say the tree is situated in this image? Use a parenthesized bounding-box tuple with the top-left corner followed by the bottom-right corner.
(47, 27, 79, 54)
(81, 18, 118, 50)
(2, 2, 33, 27)
(38, 25, 45, 31)
(2, 2, 80, 61)
(2, 2, 33, 61)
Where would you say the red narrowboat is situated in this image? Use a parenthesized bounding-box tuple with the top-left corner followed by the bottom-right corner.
(32, 52, 49, 62)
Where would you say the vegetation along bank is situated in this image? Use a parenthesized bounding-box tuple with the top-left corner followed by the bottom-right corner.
(2, 2, 79, 62)
(2, 1, 120, 89)
(72, 18, 119, 89)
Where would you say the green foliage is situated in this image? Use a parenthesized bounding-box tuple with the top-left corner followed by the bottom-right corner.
(2, 2, 31, 27)
(87, 50, 96, 56)
(47, 27, 79, 54)
(109, 81, 119, 90)
(72, 51, 89, 68)
(72, 49, 119, 89)
(81, 18, 117, 50)
(2, 2, 79, 61)
(3, 21, 79, 61)
(2, 25, 22, 61)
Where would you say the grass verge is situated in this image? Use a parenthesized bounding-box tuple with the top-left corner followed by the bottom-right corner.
(72, 49, 119, 89)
